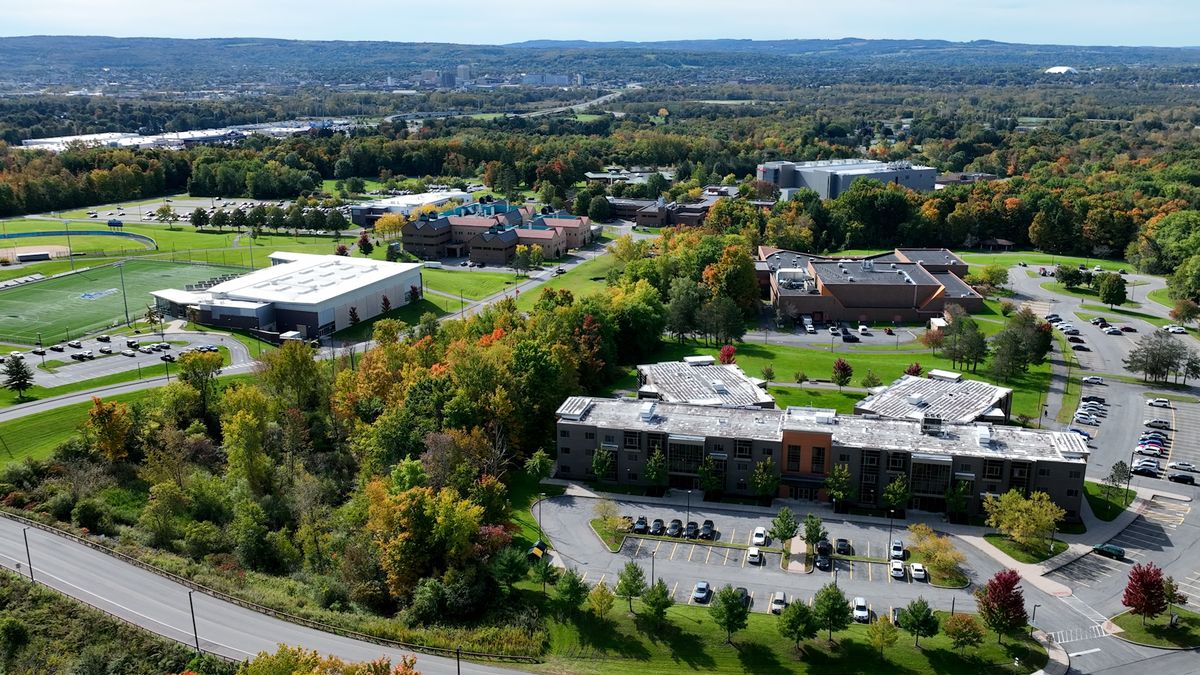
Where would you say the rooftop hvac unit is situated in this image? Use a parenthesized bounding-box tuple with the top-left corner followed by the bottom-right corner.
(907, 394, 924, 407)
(639, 402, 657, 421)
(711, 379, 728, 394)
(975, 425, 993, 448)
(815, 412, 836, 425)
(921, 414, 943, 435)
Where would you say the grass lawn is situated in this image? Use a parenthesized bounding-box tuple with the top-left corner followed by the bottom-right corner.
(540, 605, 1047, 674)
(1111, 606, 1200, 648)
(958, 250, 1127, 273)
(422, 267, 520, 300)
(590, 518, 624, 552)
(508, 472, 566, 550)
(640, 339, 1050, 421)
(983, 533, 1068, 564)
(0, 234, 155, 256)
(320, 178, 386, 194)
(1146, 287, 1174, 310)
(768, 386, 865, 414)
(1084, 481, 1135, 522)
(331, 295, 458, 341)
(1041, 281, 1141, 308)
(515, 254, 621, 311)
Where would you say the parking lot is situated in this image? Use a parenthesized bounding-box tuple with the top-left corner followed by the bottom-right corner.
(1050, 497, 1190, 590)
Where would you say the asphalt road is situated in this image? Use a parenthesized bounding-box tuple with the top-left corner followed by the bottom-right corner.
(0, 516, 522, 674)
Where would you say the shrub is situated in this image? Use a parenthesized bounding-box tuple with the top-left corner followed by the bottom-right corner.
(182, 521, 225, 559)
(71, 499, 112, 534)
(405, 577, 445, 626)
(312, 576, 351, 610)
(43, 491, 76, 523)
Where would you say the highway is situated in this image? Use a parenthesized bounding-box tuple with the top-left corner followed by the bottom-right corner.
(0, 515, 523, 673)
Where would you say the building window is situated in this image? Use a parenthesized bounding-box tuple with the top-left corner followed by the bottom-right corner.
(1038, 468, 1049, 477)
(626, 453, 638, 462)
(761, 447, 773, 457)
(787, 445, 801, 472)
(735, 440, 752, 459)
(887, 453, 907, 472)
(714, 443, 725, 454)
(863, 453, 879, 468)
(984, 461, 1003, 479)
(811, 447, 826, 474)
(1067, 489, 1079, 498)
(560, 430, 570, 438)
(839, 453, 850, 463)
(559, 465, 570, 474)
(1069, 470, 1081, 479)
(585, 432, 595, 440)
(623, 431, 640, 449)
(737, 463, 748, 471)
(561, 447, 571, 455)
(585, 449, 594, 457)
(959, 464, 971, 472)
(629, 473, 638, 481)
(604, 434, 615, 444)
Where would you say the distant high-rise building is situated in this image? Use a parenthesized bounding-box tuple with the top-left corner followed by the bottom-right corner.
(574, 73, 585, 87)
(386, 76, 394, 87)
(456, 64, 472, 82)
(438, 71, 457, 88)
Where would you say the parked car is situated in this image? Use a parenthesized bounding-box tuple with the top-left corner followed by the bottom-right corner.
(853, 597, 870, 623)
(890, 540, 905, 560)
(684, 521, 699, 539)
(650, 519, 665, 536)
(1068, 428, 1092, 439)
(666, 519, 683, 537)
(858, 325, 869, 334)
(1121, 325, 1137, 332)
(1064, 329, 1081, 336)
(632, 516, 649, 534)
(138, 346, 154, 354)
(699, 519, 715, 540)
(815, 553, 832, 570)
(816, 539, 833, 557)
(1081, 395, 1106, 403)
(1148, 398, 1172, 408)
(1146, 419, 1172, 430)
(1093, 544, 1125, 559)
(121, 349, 136, 357)
(835, 538, 852, 555)
(1141, 430, 1168, 439)
(734, 587, 751, 608)
(1067, 336, 1085, 344)
(96, 335, 111, 342)
(7, 352, 21, 360)
(909, 563, 927, 581)
(1082, 376, 1104, 384)
(31, 347, 45, 355)
(1168, 326, 1188, 334)
(752, 526, 768, 547)
(890, 560, 906, 579)
(747, 547, 762, 565)
(1073, 413, 1099, 426)
(770, 591, 788, 614)
(67, 340, 81, 348)
(841, 334, 860, 343)
(1136, 446, 1165, 457)
(1132, 466, 1160, 478)
(884, 327, 894, 335)
(692, 581, 710, 603)
(50, 344, 65, 352)
(1168, 473, 1196, 485)
(828, 325, 839, 335)
(161, 353, 176, 362)
(1072, 344, 1091, 351)
(1090, 317, 1107, 325)
(553, 267, 566, 276)
(1168, 462, 1197, 472)
(1105, 327, 1123, 335)
(98, 347, 112, 354)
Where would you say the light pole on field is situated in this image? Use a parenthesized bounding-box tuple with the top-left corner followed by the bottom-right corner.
(115, 262, 130, 326)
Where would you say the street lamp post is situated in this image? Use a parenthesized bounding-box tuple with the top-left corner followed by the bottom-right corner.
(651, 550, 656, 583)
(21, 527, 33, 583)
(538, 492, 545, 541)
(115, 263, 131, 326)
(1127, 450, 1136, 499)
(686, 490, 692, 528)
(63, 220, 74, 271)
(456, 646, 461, 675)
(188, 590, 200, 652)
(1031, 604, 1041, 636)
(887, 509, 895, 553)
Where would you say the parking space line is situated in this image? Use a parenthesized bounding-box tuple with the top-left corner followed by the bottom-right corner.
(741, 550, 748, 568)
(653, 540, 663, 555)
(749, 591, 755, 608)
(669, 543, 678, 560)
(597, 574, 605, 586)
(1112, 532, 1164, 547)
(728, 529, 736, 544)
(705, 547, 713, 564)
(688, 544, 698, 562)
(635, 539, 644, 557)
(849, 561, 854, 580)
(868, 562, 873, 582)
(671, 581, 678, 599)
(581, 571, 589, 583)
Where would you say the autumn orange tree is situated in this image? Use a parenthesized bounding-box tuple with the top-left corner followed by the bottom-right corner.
(86, 396, 133, 462)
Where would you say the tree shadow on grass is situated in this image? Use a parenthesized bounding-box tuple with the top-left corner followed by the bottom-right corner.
(572, 611, 651, 660)
(632, 613, 717, 671)
(733, 640, 785, 673)
(801, 638, 923, 675)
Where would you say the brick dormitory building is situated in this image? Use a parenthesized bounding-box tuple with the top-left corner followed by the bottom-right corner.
(554, 397, 1089, 520)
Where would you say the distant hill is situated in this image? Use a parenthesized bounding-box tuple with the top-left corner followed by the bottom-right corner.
(3, 35, 1200, 88)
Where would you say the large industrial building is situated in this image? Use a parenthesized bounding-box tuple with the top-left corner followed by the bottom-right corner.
(554, 397, 1088, 519)
(349, 191, 474, 227)
(151, 252, 423, 338)
(759, 247, 983, 323)
(756, 159, 938, 199)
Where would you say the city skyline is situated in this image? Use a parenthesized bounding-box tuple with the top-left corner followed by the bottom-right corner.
(5, 0, 1200, 48)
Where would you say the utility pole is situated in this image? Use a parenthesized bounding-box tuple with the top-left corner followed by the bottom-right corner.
(21, 527, 33, 582)
(188, 590, 200, 652)
(116, 263, 131, 326)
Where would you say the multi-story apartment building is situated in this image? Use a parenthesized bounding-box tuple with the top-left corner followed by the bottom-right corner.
(554, 397, 1089, 519)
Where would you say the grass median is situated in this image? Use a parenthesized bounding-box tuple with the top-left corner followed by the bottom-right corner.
(1084, 481, 1134, 522)
(1111, 606, 1200, 648)
(984, 533, 1068, 564)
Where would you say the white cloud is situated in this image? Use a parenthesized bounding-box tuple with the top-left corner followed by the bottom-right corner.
(2, 0, 1198, 46)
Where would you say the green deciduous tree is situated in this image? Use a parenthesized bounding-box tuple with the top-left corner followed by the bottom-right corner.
(882, 475, 911, 511)
(769, 506, 799, 547)
(641, 578, 674, 626)
(824, 464, 856, 509)
(803, 513, 827, 546)
(983, 489, 1065, 553)
(751, 458, 780, 501)
(709, 584, 750, 643)
(1098, 272, 1127, 308)
(897, 596, 939, 646)
(588, 581, 615, 617)
(777, 600, 819, 651)
(591, 446, 614, 481)
(524, 449, 553, 481)
(812, 582, 853, 641)
(867, 615, 899, 656)
(643, 448, 668, 493)
(615, 561, 647, 612)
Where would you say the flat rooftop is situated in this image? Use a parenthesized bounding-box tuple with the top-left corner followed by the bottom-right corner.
(855, 374, 1011, 424)
(932, 271, 982, 299)
(359, 191, 472, 210)
(557, 397, 1087, 464)
(810, 260, 938, 286)
(200, 252, 422, 306)
(637, 361, 774, 408)
(762, 159, 935, 174)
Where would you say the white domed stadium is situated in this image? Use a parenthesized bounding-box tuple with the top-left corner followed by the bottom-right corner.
(1044, 66, 1079, 74)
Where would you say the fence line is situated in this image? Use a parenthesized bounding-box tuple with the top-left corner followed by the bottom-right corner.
(0, 509, 541, 663)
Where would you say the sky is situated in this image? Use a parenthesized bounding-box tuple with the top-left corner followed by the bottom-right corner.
(4, 0, 1199, 47)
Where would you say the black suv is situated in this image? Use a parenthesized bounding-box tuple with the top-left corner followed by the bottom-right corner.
(699, 520, 715, 540)
(650, 518, 665, 536)
(1081, 395, 1106, 404)
(684, 521, 700, 539)
(1168, 473, 1196, 485)
(632, 516, 649, 534)
(666, 519, 683, 537)
(835, 538, 852, 555)
(815, 554, 832, 570)
(816, 539, 833, 557)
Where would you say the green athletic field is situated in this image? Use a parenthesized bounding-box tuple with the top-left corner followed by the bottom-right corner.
(0, 260, 243, 344)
